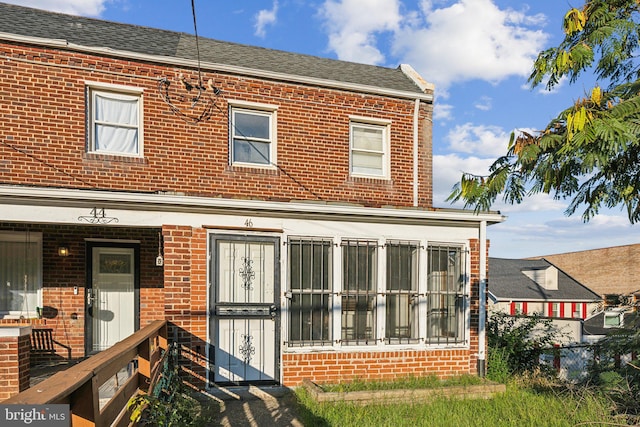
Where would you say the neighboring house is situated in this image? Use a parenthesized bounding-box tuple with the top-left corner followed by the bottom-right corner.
(530, 244, 640, 298)
(582, 307, 639, 343)
(488, 258, 601, 343)
(0, 3, 503, 389)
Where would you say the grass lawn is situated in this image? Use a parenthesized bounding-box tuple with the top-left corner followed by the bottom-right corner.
(294, 379, 617, 427)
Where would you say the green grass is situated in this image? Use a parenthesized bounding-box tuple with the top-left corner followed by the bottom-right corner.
(294, 378, 616, 427)
(320, 374, 484, 393)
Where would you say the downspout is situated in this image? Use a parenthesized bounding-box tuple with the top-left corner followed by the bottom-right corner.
(413, 98, 420, 207)
(478, 220, 488, 377)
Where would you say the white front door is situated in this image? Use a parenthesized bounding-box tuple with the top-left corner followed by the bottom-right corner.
(88, 246, 136, 353)
(211, 237, 280, 384)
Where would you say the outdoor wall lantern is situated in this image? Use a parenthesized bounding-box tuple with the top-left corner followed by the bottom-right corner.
(58, 246, 70, 257)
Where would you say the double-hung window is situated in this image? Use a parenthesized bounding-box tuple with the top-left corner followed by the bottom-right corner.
(0, 232, 42, 317)
(341, 240, 377, 345)
(385, 241, 419, 343)
(87, 83, 143, 156)
(426, 245, 465, 344)
(350, 118, 390, 178)
(288, 238, 333, 346)
(230, 103, 277, 166)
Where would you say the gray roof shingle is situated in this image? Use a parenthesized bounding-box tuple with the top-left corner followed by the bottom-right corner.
(489, 258, 601, 301)
(0, 2, 426, 94)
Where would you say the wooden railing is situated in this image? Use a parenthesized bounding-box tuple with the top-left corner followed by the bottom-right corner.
(5, 320, 168, 427)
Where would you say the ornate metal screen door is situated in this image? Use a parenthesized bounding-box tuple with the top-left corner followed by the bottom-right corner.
(211, 236, 279, 384)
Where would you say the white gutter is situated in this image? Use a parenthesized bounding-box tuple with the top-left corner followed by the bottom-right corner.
(412, 98, 420, 207)
(0, 185, 504, 225)
(478, 220, 488, 377)
(0, 32, 433, 102)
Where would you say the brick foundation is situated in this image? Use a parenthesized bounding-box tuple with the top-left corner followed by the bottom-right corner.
(282, 349, 473, 386)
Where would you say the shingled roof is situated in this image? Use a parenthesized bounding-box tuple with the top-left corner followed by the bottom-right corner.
(489, 258, 601, 302)
(0, 2, 428, 96)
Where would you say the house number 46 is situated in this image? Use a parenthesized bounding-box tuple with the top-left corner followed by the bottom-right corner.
(244, 219, 253, 228)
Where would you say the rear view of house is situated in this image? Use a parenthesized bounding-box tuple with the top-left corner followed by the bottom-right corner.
(0, 2, 503, 390)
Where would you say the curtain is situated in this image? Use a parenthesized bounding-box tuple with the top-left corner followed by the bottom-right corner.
(94, 92, 139, 154)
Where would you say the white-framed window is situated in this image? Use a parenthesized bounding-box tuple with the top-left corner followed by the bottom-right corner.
(572, 303, 583, 318)
(230, 102, 277, 167)
(341, 239, 378, 345)
(349, 117, 390, 178)
(550, 302, 561, 317)
(287, 238, 333, 347)
(426, 245, 466, 344)
(86, 82, 143, 156)
(0, 231, 42, 317)
(385, 241, 419, 343)
(514, 302, 524, 315)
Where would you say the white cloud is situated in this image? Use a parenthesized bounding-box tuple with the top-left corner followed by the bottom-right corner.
(432, 153, 496, 205)
(433, 103, 454, 121)
(474, 96, 492, 111)
(392, 0, 549, 91)
(2, 0, 109, 16)
(254, 1, 279, 38)
(445, 123, 510, 157)
(319, 0, 402, 64)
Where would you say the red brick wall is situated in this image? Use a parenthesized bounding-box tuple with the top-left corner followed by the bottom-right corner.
(0, 333, 30, 400)
(0, 42, 433, 208)
(162, 225, 210, 389)
(0, 223, 164, 359)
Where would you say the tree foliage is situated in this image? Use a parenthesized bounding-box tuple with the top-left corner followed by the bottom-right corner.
(448, 0, 640, 223)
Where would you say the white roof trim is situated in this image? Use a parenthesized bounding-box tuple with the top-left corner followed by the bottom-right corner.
(0, 32, 433, 102)
(0, 185, 504, 225)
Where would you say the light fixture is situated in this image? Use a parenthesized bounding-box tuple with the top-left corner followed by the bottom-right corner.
(58, 246, 69, 257)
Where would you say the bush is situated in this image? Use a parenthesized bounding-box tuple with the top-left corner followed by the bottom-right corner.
(487, 312, 562, 376)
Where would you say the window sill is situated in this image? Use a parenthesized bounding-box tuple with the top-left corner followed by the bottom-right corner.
(348, 175, 392, 184)
(84, 152, 147, 164)
(227, 164, 279, 175)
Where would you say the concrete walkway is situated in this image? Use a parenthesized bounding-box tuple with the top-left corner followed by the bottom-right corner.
(201, 386, 305, 427)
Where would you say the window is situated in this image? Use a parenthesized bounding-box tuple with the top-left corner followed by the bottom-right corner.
(550, 303, 560, 318)
(512, 302, 525, 315)
(604, 311, 623, 328)
(385, 241, 419, 343)
(230, 105, 276, 166)
(350, 119, 389, 178)
(426, 245, 465, 344)
(572, 303, 583, 319)
(0, 232, 42, 316)
(87, 83, 142, 156)
(288, 238, 333, 346)
(341, 240, 377, 345)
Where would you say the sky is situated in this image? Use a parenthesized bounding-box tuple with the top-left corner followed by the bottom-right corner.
(4, 0, 639, 258)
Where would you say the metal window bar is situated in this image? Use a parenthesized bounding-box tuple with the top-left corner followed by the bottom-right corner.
(341, 240, 377, 345)
(385, 241, 419, 344)
(426, 245, 466, 345)
(287, 238, 333, 347)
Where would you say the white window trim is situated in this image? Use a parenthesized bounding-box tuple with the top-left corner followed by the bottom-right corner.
(86, 81, 144, 157)
(349, 116, 391, 180)
(228, 100, 278, 169)
(0, 231, 43, 318)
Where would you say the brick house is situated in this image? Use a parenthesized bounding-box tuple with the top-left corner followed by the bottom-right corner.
(0, 2, 503, 389)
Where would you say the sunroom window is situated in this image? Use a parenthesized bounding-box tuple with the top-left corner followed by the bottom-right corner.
(385, 241, 419, 343)
(0, 232, 42, 316)
(426, 245, 465, 344)
(288, 238, 333, 346)
(341, 240, 377, 345)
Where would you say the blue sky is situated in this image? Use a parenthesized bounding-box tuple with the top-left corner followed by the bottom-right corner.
(5, 0, 638, 258)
